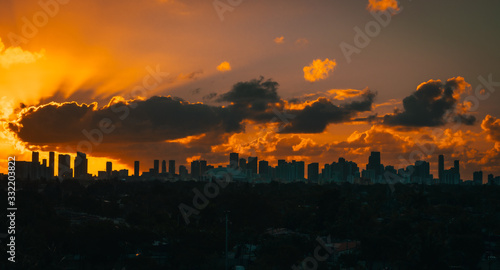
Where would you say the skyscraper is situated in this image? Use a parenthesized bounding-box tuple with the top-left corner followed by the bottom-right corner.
(191, 160, 200, 179)
(366, 151, 382, 176)
(438, 154, 444, 182)
(106, 161, 112, 178)
(153, 160, 159, 175)
(58, 154, 71, 178)
(248, 156, 258, 175)
(74, 152, 88, 179)
(49, 151, 55, 178)
(134, 161, 140, 177)
(169, 160, 175, 174)
(454, 160, 460, 174)
(307, 163, 319, 183)
(32, 151, 39, 164)
(162, 160, 167, 174)
(259, 160, 269, 177)
(229, 153, 239, 168)
(239, 158, 246, 170)
(473, 171, 483, 185)
(31, 151, 40, 179)
(200, 160, 207, 176)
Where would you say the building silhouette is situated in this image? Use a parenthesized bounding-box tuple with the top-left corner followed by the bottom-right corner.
(153, 160, 159, 175)
(49, 151, 55, 178)
(169, 160, 175, 175)
(162, 160, 167, 174)
(74, 152, 88, 179)
(229, 152, 239, 168)
(134, 161, 140, 177)
(248, 157, 258, 175)
(58, 154, 72, 178)
(106, 161, 112, 178)
(438, 154, 444, 182)
(473, 171, 483, 185)
(308, 163, 319, 183)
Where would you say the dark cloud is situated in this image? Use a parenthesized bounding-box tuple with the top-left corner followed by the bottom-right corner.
(280, 90, 377, 133)
(10, 96, 243, 145)
(202, 92, 217, 101)
(454, 114, 476, 126)
(217, 76, 280, 110)
(383, 77, 475, 127)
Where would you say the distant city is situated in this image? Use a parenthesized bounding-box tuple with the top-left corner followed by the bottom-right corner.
(8, 151, 500, 186)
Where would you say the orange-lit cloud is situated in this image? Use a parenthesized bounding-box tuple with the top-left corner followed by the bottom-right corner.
(295, 38, 309, 47)
(327, 89, 364, 100)
(481, 115, 500, 142)
(274, 36, 285, 44)
(0, 39, 44, 68)
(367, 0, 400, 14)
(217, 61, 232, 72)
(303, 58, 336, 82)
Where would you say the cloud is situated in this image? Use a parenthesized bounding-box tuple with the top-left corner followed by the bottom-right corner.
(216, 76, 280, 107)
(295, 38, 309, 47)
(9, 97, 243, 145)
(366, 0, 400, 14)
(481, 115, 500, 142)
(0, 39, 44, 68)
(327, 89, 364, 100)
(280, 89, 376, 133)
(303, 58, 336, 82)
(274, 36, 285, 44)
(216, 61, 232, 72)
(382, 77, 475, 127)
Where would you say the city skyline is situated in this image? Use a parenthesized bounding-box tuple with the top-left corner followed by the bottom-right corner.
(1, 0, 499, 180)
(11, 149, 497, 184)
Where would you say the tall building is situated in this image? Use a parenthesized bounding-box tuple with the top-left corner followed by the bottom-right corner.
(248, 156, 258, 175)
(161, 160, 167, 174)
(307, 163, 319, 182)
(179, 165, 188, 177)
(438, 154, 444, 182)
(259, 160, 269, 177)
(229, 153, 239, 168)
(191, 160, 200, 179)
(49, 151, 55, 178)
(366, 151, 383, 176)
(153, 160, 159, 175)
(31, 151, 40, 179)
(106, 161, 112, 178)
(200, 160, 207, 176)
(58, 154, 72, 178)
(74, 152, 88, 179)
(32, 151, 39, 164)
(134, 161, 140, 177)
(169, 160, 175, 174)
(473, 171, 483, 185)
(454, 160, 460, 175)
(296, 161, 305, 180)
(239, 158, 247, 170)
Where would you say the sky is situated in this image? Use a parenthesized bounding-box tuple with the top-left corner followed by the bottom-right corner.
(1, 0, 500, 179)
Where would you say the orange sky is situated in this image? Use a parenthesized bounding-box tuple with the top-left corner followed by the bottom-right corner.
(1, 0, 500, 179)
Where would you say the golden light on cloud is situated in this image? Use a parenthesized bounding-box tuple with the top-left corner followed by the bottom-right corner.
(274, 36, 285, 44)
(217, 61, 231, 72)
(303, 58, 336, 82)
(327, 89, 363, 100)
(367, 0, 400, 13)
(0, 40, 44, 68)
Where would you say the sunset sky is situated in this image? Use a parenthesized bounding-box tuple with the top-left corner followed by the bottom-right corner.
(1, 0, 500, 179)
